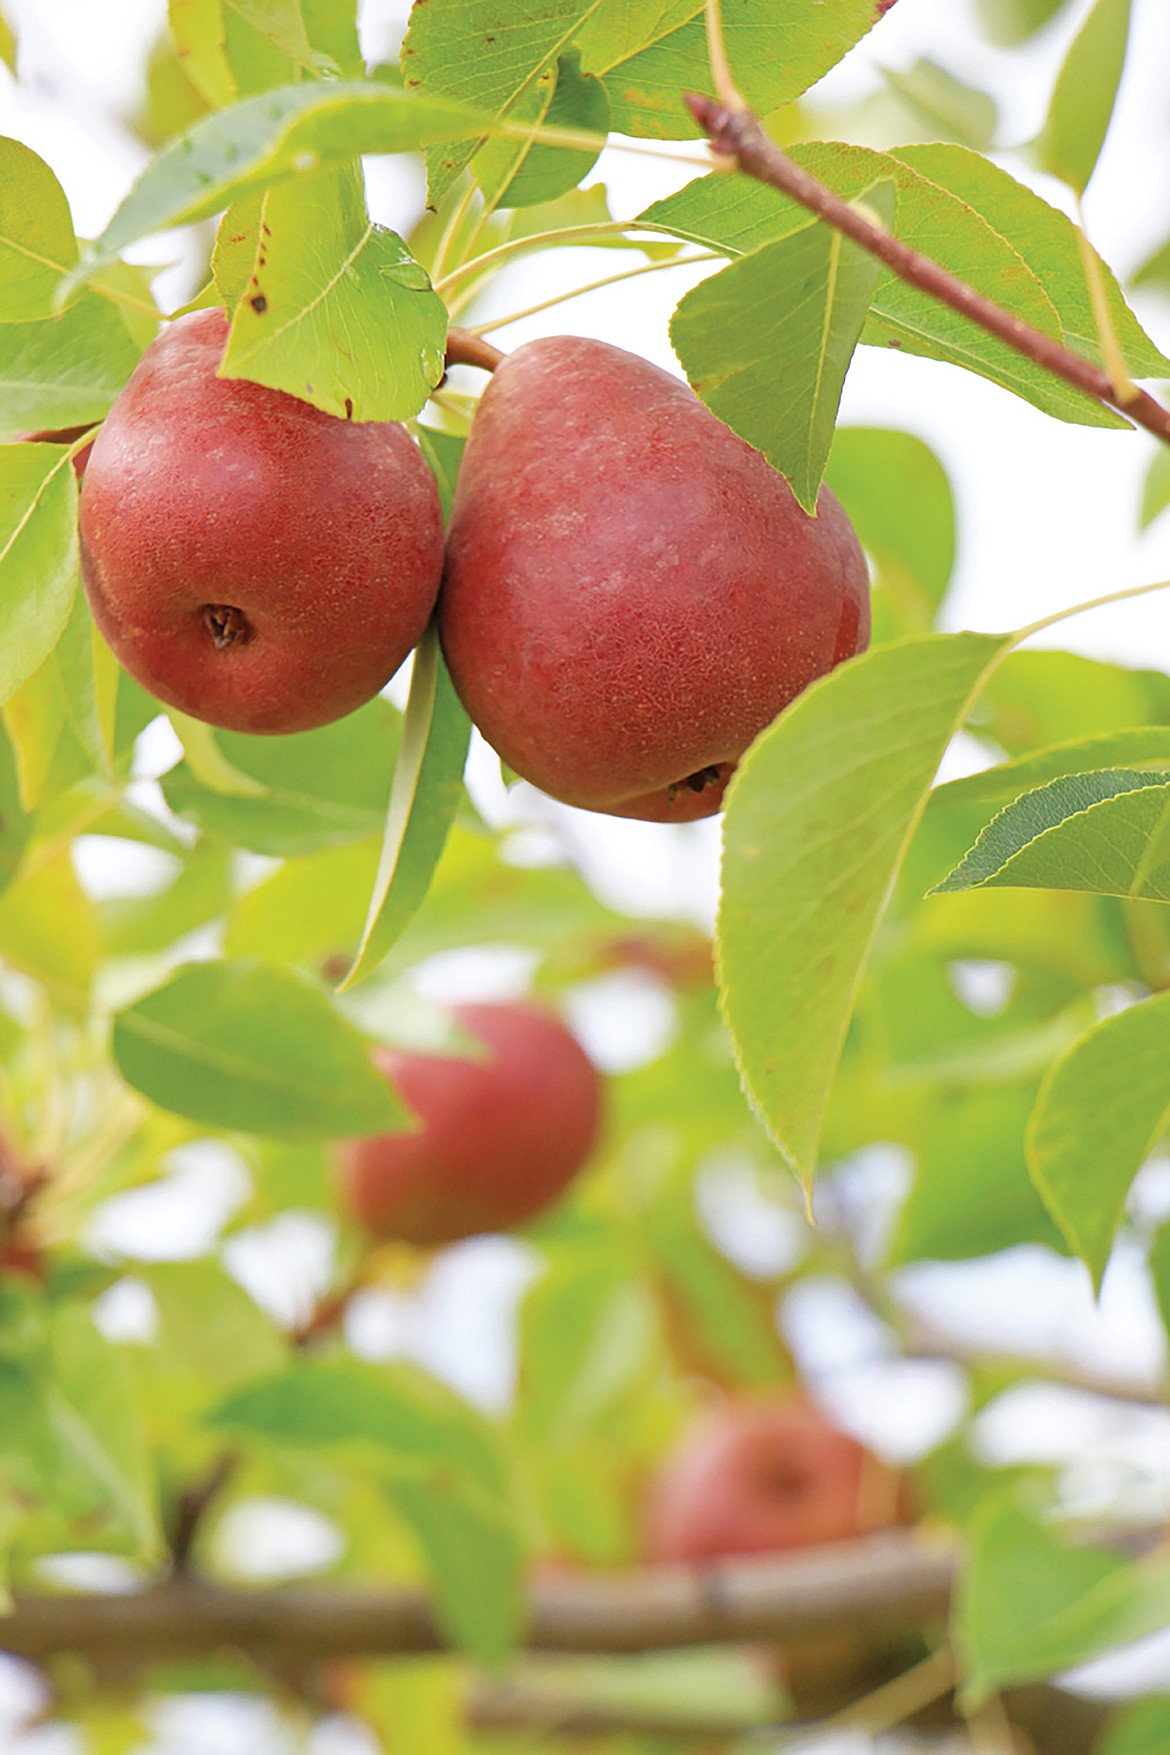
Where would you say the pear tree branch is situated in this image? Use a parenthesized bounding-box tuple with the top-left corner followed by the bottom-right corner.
(683, 92, 1170, 448)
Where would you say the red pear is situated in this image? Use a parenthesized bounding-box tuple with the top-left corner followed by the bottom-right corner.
(644, 1396, 905, 1563)
(439, 337, 870, 821)
(79, 309, 444, 735)
(336, 1000, 603, 1247)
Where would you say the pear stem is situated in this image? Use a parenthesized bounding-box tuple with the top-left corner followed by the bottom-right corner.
(683, 91, 1170, 448)
(444, 327, 505, 373)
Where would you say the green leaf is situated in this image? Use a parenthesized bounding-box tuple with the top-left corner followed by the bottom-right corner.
(220, 162, 447, 421)
(174, 0, 360, 103)
(161, 696, 401, 857)
(978, 650, 1170, 755)
(210, 1357, 523, 1661)
(224, 838, 380, 966)
(112, 960, 406, 1139)
(0, 11, 15, 74)
(975, 0, 1069, 45)
(212, 195, 265, 310)
(1140, 448, 1170, 531)
(2, 590, 109, 811)
(825, 426, 955, 636)
(956, 1497, 1170, 1703)
(644, 142, 1152, 424)
(389, 1471, 524, 1663)
(0, 139, 78, 321)
(341, 626, 471, 990)
(933, 729, 1170, 815)
(1037, 0, 1131, 195)
(84, 81, 507, 276)
(719, 632, 1007, 1186)
(1133, 233, 1170, 293)
(576, 0, 882, 140)
(0, 849, 98, 1007)
(0, 442, 80, 707)
(1152, 1222, 1170, 1349)
(890, 143, 1168, 379)
(401, 0, 600, 207)
(472, 46, 609, 211)
(145, 1259, 286, 1387)
(1025, 992, 1170, 1288)
(0, 719, 28, 896)
(416, 426, 466, 524)
(879, 59, 997, 152)
(932, 769, 1170, 902)
(518, 1251, 660, 1444)
(891, 1085, 1065, 1265)
(670, 183, 892, 512)
(1099, 1701, 1170, 1755)
(0, 297, 141, 439)
(44, 1303, 161, 1556)
(102, 840, 235, 959)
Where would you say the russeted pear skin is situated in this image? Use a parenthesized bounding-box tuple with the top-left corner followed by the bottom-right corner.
(79, 308, 445, 735)
(439, 336, 871, 821)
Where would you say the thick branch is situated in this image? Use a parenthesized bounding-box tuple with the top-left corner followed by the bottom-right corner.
(684, 93, 1170, 448)
(2, 1531, 953, 1665)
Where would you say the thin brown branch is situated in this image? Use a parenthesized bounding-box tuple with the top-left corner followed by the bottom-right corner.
(683, 93, 1170, 448)
(445, 327, 505, 374)
(1, 1531, 953, 1665)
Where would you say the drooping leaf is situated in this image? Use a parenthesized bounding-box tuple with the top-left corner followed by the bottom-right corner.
(220, 161, 447, 421)
(670, 183, 893, 512)
(0, 442, 80, 707)
(719, 631, 1007, 1186)
(0, 139, 78, 322)
(932, 769, 1170, 902)
(1036, 0, 1131, 195)
(112, 961, 406, 1139)
(1026, 992, 1170, 1287)
(341, 626, 471, 990)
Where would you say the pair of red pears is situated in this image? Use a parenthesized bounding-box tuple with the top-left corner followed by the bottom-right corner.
(79, 308, 870, 823)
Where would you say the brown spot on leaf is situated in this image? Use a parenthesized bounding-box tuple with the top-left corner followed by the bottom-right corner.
(250, 294, 268, 314)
